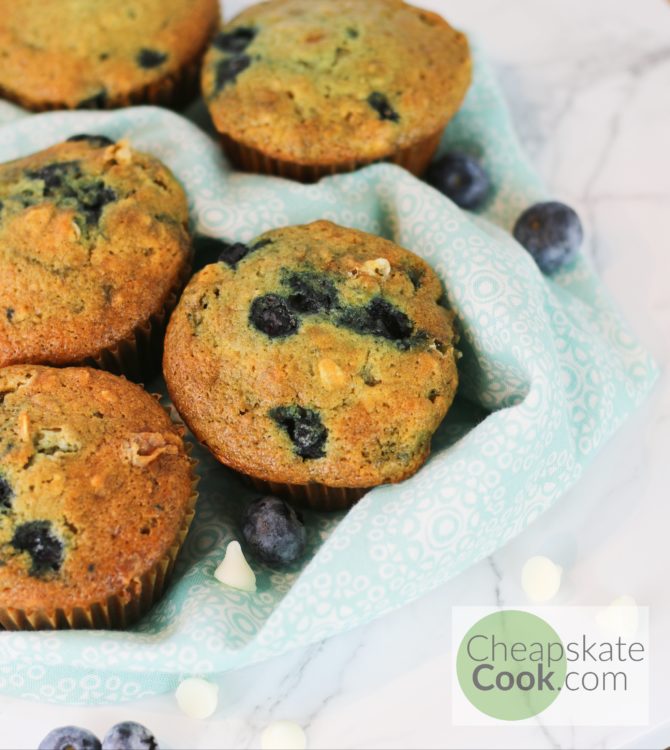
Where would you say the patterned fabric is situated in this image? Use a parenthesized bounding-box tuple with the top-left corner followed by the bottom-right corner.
(0, 47, 658, 704)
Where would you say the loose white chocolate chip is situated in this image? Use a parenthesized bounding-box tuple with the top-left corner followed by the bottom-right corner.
(360, 257, 391, 279)
(521, 556, 562, 602)
(261, 721, 307, 750)
(214, 541, 257, 592)
(596, 595, 639, 638)
(318, 358, 346, 390)
(175, 677, 219, 720)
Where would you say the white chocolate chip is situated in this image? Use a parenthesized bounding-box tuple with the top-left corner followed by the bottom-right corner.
(175, 677, 219, 719)
(596, 595, 639, 638)
(71, 220, 81, 240)
(214, 541, 256, 592)
(318, 358, 346, 390)
(17, 411, 31, 442)
(261, 721, 307, 750)
(521, 556, 562, 602)
(104, 138, 132, 165)
(360, 257, 391, 279)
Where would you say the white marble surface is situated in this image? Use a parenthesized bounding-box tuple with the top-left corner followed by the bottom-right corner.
(1, 0, 670, 747)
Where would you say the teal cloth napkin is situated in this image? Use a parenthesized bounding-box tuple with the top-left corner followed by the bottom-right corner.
(0, 46, 658, 704)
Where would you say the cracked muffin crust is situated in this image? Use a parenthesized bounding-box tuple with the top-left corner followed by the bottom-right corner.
(0, 136, 192, 377)
(163, 221, 459, 509)
(0, 0, 220, 110)
(0, 365, 196, 630)
(202, 0, 471, 180)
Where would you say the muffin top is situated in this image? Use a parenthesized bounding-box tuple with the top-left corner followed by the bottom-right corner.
(202, 0, 471, 166)
(0, 366, 194, 613)
(0, 136, 191, 368)
(164, 221, 459, 488)
(0, 0, 219, 110)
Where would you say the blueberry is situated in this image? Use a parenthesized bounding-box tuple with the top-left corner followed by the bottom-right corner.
(425, 152, 491, 210)
(38, 726, 101, 750)
(101, 721, 158, 750)
(218, 238, 272, 269)
(513, 201, 583, 274)
(12, 521, 64, 576)
(242, 496, 307, 567)
(79, 182, 117, 225)
(284, 271, 339, 314)
(137, 49, 167, 69)
(270, 406, 328, 459)
(339, 297, 414, 345)
(215, 55, 252, 91)
(212, 27, 257, 53)
(66, 134, 115, 148)
(0, 475, 12, 511)
(26, 161, 81, 193)
(367, 92, 400, 122)
(250, 294, 299, 338)
(77, 90, 108, 109)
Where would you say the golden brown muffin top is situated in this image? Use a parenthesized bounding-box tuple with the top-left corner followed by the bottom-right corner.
(202, 0, 471, 166)
(164, 221, 459, 489)
(0, 0, 220, 110)
(0, 136, 191, 368)
(0, 366, 194, 613)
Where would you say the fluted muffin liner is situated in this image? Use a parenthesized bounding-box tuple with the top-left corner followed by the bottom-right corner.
(247, 476, 371, 512)
(0, 440, 200, 632)
(219, 129, 445, 184)
(73, 257, 192, 383)
(0, 37, 215, 113)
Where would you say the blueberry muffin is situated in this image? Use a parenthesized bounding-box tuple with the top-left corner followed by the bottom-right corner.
(164, 221, 459, 510)
(0, 0, 219, 111)
(202, 0, 471, 181)
(0, 136, 192, 379)
(0, 365, 196, 630)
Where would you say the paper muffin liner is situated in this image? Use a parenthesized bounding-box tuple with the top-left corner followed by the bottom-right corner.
(73, 258, 192, 383)
(247, 476, 371, 512)
(219, 129, 444, 183)
(0, 446, 200, 632)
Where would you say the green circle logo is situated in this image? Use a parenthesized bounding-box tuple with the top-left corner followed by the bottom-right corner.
(456, 610, 567, 721)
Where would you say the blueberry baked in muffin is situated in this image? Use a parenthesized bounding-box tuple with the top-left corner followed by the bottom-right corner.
(0, 365, 196, 630)
(201, 0, 472, 181)
(0, 0, 219, 110)
(163, 221, 459, 510)
(0, 136, 192, 379)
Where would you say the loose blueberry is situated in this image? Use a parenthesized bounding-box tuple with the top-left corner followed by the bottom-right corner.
(270, 406, 328, 459)
(77, 90, 108, 109)
(425, 152, 491, 210)
(513, 201, 583, 274)
(38, 726, 101, 750)
(215, 55, 252, 91)
(137, 48, 168, 69)
(66, 134, 115, 147)
(101, 721, 158, 750)
(242, 496, 307, 567)
(284, 271, 339, 314)
(0, 475, 12, 511)
(367, 92, 400, 122)
(212, 27, 257, 53)
(12, 521, 64, 576)
(250, 294, 299, 338)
